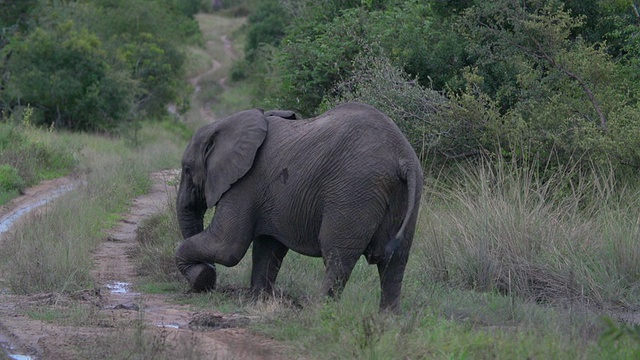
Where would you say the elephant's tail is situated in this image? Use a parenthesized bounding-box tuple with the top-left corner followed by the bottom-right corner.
(385, 161, 423, 257)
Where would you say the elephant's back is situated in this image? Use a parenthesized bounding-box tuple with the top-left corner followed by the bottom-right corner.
(263, 102, 417, 180)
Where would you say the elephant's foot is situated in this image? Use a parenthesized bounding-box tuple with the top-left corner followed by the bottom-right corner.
(184, 263, 217, 292)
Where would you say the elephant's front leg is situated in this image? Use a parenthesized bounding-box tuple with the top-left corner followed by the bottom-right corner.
(175, 231, 251, 292)
(250, 236, 289, 299)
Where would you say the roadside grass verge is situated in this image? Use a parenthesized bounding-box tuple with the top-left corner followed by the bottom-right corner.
(0, 122, 186, 295)
(134, 197, 184, 285)
(135, 156, 640, 358)
(0, 109, 78, 205)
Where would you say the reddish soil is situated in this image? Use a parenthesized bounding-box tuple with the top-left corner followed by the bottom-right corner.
(0, 171, 289, 359)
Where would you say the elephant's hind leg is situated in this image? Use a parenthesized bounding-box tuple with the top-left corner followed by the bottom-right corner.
(321, 247, 362, 300)
(318, 210, 379, 301)
(250, 236, 288, 299)
(377, 248, 410, 312)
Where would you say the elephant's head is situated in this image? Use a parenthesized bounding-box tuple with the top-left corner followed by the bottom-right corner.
(176, 109, 268, 239)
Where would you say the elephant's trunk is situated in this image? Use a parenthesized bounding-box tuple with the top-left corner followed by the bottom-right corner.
(175, 184, 216, 292)
(175, 249, 217, 292)
(177, 207, 205, 239)
(176, 183, 207, 239)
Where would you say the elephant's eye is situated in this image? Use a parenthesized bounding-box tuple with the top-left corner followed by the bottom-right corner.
(184, 167, 191, 176)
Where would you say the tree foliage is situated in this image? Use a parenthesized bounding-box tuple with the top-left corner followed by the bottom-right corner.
(0, 0, 200, 131)
(5, 22, 134, 130)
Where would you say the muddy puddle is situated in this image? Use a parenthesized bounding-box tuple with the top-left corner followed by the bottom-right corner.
(106, 281, 137, 295)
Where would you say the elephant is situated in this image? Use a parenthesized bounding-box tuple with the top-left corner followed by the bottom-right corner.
(174, 102, 423, 312)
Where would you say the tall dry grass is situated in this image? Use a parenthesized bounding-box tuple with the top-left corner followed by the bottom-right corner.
(416, 157, 640, 309)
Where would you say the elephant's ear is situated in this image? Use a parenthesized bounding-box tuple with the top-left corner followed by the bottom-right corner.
(204, 109, 267, 208)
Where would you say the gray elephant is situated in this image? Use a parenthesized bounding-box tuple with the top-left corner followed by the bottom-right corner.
(175, 102, 423, 312)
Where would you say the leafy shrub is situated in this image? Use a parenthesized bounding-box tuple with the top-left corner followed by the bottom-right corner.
(1, 0, 200, 132)
(322, 50, 449, 163)
(243, 0, 288, 62)
(262, 1, 461, 115)
(458, 1, 640, 174)
(0, 165, 24, 193)
(272, 7, 368, 115)
(0, 109, 77, 204)
(4, 22, 135, 131)
(117, 33, 186, 117)
(311, 0, 640, 176)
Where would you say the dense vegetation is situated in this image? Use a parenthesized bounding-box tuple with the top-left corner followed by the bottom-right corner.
(237, 0, 640, 177)
(0, 0, 201, 131)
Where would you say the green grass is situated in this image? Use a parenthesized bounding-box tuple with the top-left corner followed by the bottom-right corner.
(0, 112, 78, 205)
(134, 202, 184, 284)
(26, 302, 99, 327)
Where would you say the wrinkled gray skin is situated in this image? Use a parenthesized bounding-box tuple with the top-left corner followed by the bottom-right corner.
(175, 102, 423, 312)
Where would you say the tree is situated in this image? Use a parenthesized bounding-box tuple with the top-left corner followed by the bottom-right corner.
(4, 22, 135, 131)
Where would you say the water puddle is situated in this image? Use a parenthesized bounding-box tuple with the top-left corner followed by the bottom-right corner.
(1, 335, 33, 360)
(106, 281, 138, 295)
(7, 354, 33, 360)
(156, 323, 181, 329)
(0, 184, 74, 236)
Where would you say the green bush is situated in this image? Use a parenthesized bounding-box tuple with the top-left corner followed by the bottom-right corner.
(323, 50, 449, 163)
(243, 0, 288, 62)
(0, 165, 24, 192)
(0, 110, 77, 204)
(311, 1, 640, 177)
(4, 23, 135, 131)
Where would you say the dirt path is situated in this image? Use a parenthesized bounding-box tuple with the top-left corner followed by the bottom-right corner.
(0, 170, 288, 359)
(91, 169, 285, 358)
(189, 34, 235, 122)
